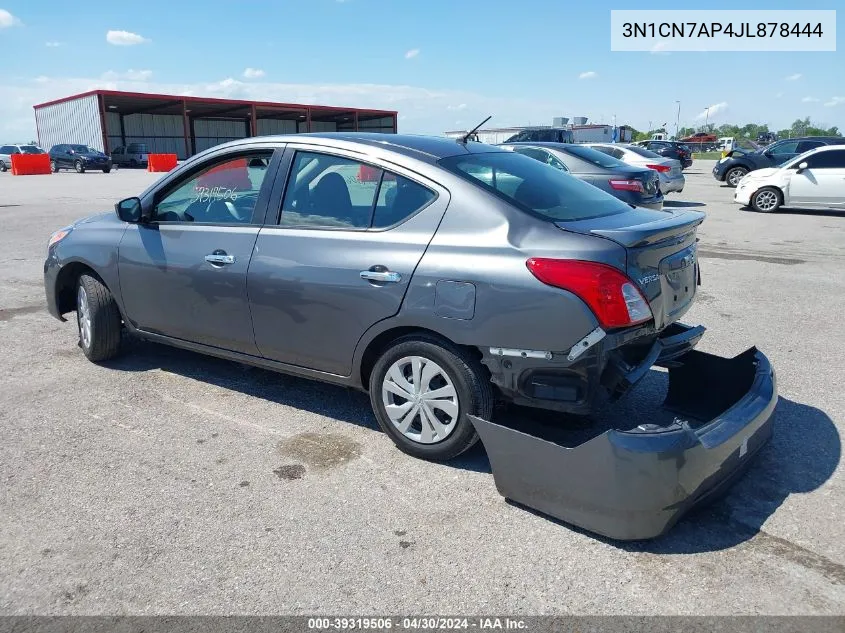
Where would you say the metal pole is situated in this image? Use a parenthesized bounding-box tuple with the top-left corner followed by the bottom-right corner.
(705, 107, 710, 130)
(674, 101, 681, 139)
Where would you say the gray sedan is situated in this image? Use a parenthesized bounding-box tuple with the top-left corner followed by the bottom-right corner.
(587, 143, 686, 194)
(44, 134, 775, 538)
(499, 142, 664, 210)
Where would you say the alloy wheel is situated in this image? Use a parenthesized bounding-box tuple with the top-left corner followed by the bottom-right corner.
(381, 355, 459, 444)
(727, 169, 746, 186)
(754, 190, 779, 212)
(77, 285, 92, 349)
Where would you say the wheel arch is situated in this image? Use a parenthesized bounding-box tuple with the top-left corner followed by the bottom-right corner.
(357, 325, 485, 393)
(54, 261, 109, 317)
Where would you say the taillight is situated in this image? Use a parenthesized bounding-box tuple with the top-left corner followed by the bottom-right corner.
(608, 179, 644, 192)
(526, 258, 652, 329)
(646, 164, 671, 173)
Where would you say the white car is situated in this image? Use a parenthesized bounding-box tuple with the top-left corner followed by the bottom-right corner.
(0, 144, 46, 171)
(734, 145, 845, 213)
(587, 143, 685, 194)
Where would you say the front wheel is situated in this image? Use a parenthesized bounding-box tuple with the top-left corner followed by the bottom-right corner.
(50, 160, 58, 173)
(102, 167, 111, 173)
(725, 166, 747, 187)
(76, 274, 122, 362)
(750, 187, 782, 213)
(74, 160, 85, 174)
(0, 161, 7, 172)
(369, 334, 493, 461)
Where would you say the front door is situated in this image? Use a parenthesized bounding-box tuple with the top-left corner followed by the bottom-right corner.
(118, 149, 278, 354)
(248, 147, 448, 376)
(788, 148, 845, 206)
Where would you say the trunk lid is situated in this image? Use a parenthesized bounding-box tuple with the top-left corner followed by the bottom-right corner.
(557, 207, 704, 329)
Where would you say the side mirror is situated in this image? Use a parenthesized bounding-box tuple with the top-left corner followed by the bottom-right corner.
(115, 197, 142, 223)
(796, 161, 808, 172)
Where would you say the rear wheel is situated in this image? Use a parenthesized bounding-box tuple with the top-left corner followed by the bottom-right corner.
(750, 187, 782, 213)
(74, 160, 85, 174)
(102, 167, 111, 173)
(76, 274, 122, 362)
(50, 160, 58, 173)
(369, 334, 493, 461)
(0, 161, 7, 172)
(725, 166, 747, 187)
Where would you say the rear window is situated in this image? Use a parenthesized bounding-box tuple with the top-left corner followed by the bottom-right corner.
(562, 144, 628, 169)
(625, 145, 662, 158)
(439, 152, 629, 222)
(128, 143, 148, 153)
(19, 146, 44, 154)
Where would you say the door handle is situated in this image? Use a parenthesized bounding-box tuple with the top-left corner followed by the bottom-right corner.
(205, 253, 235, 265)
(360, 270, 402, 283)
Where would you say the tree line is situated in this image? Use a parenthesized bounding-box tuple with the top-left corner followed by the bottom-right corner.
(630, 117, 840, 142)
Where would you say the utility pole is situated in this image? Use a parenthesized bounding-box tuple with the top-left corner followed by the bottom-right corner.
(674, 100, 681, 139)
(704, 106, 711, 131)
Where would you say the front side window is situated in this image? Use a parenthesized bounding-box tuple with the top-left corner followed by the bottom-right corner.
(769, 141, 799, 155)
(439, 151, 628, 222)
(803, 150, 845, 169)
(280, 151, 434, 229)
(154, 152, 273, 224)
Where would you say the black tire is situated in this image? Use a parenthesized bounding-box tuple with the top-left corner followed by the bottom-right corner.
(0, 161, 7, 172)
(750, 187, 783, 213)
(725, 166, 747, 187)
(102, 167, 111, 173)
(129, 159, 138, 168)
(74, 160, 85, 174)
(76, 273, 122, 362)
(50, 160, 58, 173)
(368, 334, 493, 461)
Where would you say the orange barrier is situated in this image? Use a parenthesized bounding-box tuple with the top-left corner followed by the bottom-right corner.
(147, 153, 178, 172)
(11, 153, 51, 176)
(197, 158, 251, 191)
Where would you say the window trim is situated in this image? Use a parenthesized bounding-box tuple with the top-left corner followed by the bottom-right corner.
(149, 148, 279, 227)
(274, 147, 439, 232)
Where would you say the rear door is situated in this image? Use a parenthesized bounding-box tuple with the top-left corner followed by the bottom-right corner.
(118, 147, 281, 354)
(248, 146, 449, 376)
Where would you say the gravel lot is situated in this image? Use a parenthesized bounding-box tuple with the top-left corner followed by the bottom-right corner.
(1, 161, 843, 615)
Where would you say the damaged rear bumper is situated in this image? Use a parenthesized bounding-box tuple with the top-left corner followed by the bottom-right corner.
(470, 345, 777, 540)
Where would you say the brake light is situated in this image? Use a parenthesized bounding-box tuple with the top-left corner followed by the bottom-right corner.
(646, 164, 671, 173)
(526, 259, 652, 329)
(608, 179, 644, 192)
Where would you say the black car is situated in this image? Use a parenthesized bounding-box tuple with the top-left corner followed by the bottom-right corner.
(713, 136, 845, 187)
(502, 142, 664, 210)
(504, 127, 574, 143)
(49, 144, 113, 173)
(636, 140, 693, 169)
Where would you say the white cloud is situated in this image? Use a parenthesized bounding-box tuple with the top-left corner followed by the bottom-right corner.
(101, 69, 153, 81)
(405, 48, 420, 59)
(45, 41, 62, 48)
(801, 96, 819, 103)
(696, 102, 728, 120)
(776, 92, 784, 98)
(823, 97, 844, 107)
(578, 71, 598, 80)
(243, 67, 265, 79)
(447, 103, 467, 111)
(0, 9, 21, 28)
(650, 41, 670, 55)
(106, 30, 150, 46)
(785, 73, 802, 81)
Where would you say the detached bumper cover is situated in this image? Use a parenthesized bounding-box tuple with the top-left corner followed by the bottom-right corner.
(470, 347, 777, 540)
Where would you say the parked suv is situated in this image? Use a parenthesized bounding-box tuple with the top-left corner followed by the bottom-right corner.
(713, 136, 845, 187)
(49, 144, 112, 173)
(505, 128, 574, 143)
(633, 140, 692, 169)
(0, 144, 46, 171)
(111, 143, 149, 168)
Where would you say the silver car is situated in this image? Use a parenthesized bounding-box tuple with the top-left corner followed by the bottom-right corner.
(0, 144, 46, 171)
(43, 134, 776, 538)
(587, 143, 685, 194)
(111, 142, 149, 168)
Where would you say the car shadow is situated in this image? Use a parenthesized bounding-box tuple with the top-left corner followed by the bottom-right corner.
(771, 207, 845, 218)
(663, 200, 706, 208)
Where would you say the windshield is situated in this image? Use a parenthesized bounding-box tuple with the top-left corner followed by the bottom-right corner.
(562, 144, 628, 169)
(624, 145, 662, 159)
(20, 146, 44, 154)
(70, 145, 93, 153)
(439, 152, 629, 222)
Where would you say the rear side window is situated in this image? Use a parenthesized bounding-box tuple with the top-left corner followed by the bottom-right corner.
(592, 145, 625, 160)
(563, 144, 628, 169)
(281, 151, 435, 229)
(625, 145, 662, 159)
(796, 140, 824, 153)
(439, 152, 628, 222)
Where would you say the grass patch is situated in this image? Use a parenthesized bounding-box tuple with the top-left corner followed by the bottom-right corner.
(693, 152, 722, 160)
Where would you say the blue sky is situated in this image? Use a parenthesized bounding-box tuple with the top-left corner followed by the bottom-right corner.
(0, 0, 842, 142)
